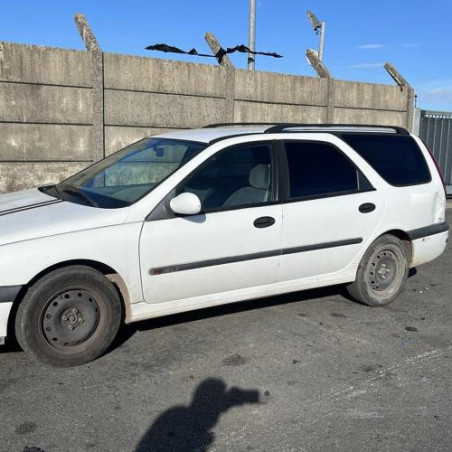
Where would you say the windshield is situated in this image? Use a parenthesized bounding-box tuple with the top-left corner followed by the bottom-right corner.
(50, 138, 207, 208)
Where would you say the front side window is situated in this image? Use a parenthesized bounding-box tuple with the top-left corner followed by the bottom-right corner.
(176, 143, 274, 211)
(44, 138, 206, 208)
(285, 141, 359, 199)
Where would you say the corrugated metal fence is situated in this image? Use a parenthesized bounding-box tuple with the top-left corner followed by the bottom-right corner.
(416, 109, 452, 195)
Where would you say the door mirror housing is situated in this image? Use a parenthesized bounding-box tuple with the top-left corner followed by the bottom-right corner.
(169, 192, 202, 216)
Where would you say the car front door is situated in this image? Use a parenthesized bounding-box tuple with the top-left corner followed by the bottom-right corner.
(277, 138, 385, 283)
(139, 142, 283, 304)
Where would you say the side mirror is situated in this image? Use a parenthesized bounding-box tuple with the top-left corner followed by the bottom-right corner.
(169, 192, 202, 216)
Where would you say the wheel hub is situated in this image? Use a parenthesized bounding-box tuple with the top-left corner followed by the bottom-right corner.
(369, 251, 397, 291)
(42, 290, 99, 347)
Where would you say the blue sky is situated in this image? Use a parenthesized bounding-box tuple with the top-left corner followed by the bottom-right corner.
(2, 0, 452, 111)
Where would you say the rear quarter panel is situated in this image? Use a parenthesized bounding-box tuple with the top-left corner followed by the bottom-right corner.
(328, 133, 447, 270)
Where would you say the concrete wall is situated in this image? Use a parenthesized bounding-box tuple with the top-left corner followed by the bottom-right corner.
(0, 42, 92, 191)
(0, 40, 413, 192)
(103, 53, 228, 155)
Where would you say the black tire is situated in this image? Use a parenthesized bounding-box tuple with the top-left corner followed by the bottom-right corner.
(15, 265, 122, 367)
(346, 235, 409, 307)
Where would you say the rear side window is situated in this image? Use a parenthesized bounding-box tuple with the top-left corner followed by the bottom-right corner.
(285, 141, 359, 199)
(341, 134, 431, 186)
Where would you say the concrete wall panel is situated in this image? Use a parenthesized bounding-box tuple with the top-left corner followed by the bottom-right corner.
(234, 101, 327, 123)
(235, 70, 328, 106)
(333, 108, 407, 126)
(0, 162, 88, 192)
(105, 126, 172, 155)
(105, 90, 225, 128)
(0, 124, 93, 161)
(335, 80, 407, 111)
(0, 83, 92, 124)
(104, 53, 225, 97)
(0, 42, 91, 87)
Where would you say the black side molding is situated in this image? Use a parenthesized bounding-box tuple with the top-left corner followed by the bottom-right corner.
(407, 222, 449, 241)
(0, 285, 23, 303)
(281, 238, 363, 256)
(150, 237, 362, 275)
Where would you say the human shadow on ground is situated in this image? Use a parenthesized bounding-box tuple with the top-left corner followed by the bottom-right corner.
(135, 377, 260, 452)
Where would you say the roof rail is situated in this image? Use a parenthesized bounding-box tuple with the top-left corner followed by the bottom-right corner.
(204, 122, 410, 135)
(263, 124, 410, 135)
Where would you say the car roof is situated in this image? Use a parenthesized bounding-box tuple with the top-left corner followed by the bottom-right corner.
(154, 123, 410, 144)
(154, 125, 272, 144)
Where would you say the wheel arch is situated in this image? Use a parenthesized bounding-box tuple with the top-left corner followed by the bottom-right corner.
(8, 259, 132, 339)
(377, 229, 413, 264)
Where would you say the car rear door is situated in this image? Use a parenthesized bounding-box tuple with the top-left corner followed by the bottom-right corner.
(277, 137, 385, 283)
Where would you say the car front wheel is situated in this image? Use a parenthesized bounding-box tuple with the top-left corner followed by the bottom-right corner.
(15, 265, 122, 367)
(346, 234, 409, 307)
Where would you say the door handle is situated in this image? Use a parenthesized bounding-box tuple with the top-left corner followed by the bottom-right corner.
(359, 203, 376, 213)
(254, 216, 276, 228)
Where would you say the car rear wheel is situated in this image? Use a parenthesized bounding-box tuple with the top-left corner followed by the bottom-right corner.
(346, 235, 409, 307)
(15, 266, 122, 367)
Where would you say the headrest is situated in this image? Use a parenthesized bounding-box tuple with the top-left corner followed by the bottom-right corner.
(249, 164, 270, 190)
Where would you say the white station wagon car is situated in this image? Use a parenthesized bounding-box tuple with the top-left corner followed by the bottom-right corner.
(0, 124, 448, 366)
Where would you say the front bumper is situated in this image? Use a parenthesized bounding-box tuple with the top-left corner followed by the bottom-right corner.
(0, 285, 22, 344)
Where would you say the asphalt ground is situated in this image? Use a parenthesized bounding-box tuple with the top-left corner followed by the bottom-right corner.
(1, 210, 451, 452)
